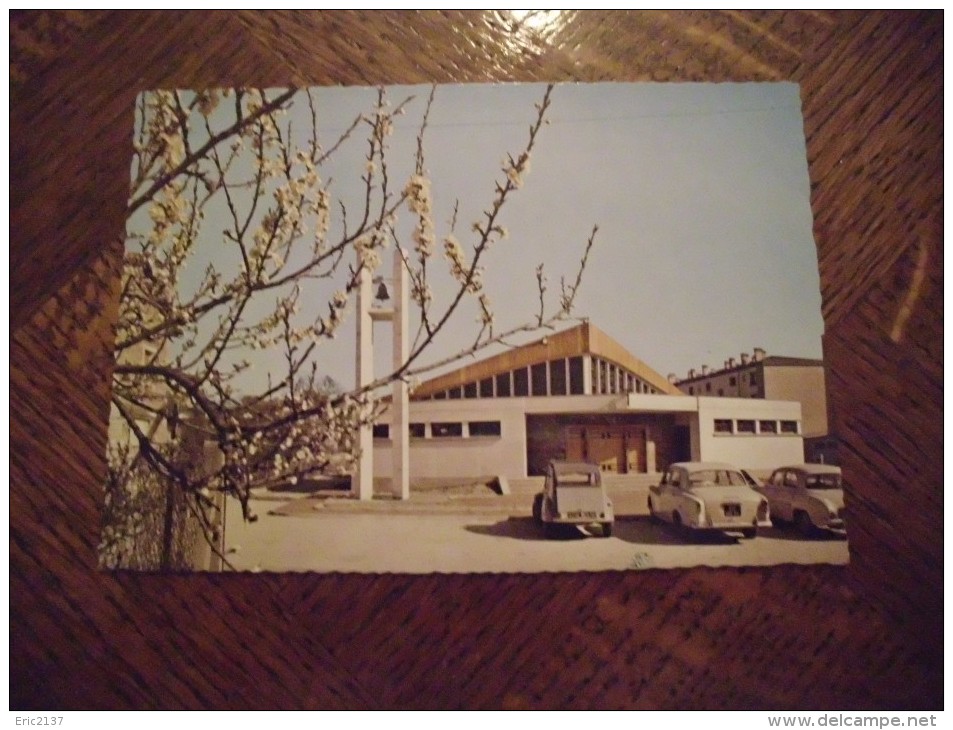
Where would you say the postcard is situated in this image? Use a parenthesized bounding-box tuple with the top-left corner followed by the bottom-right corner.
(101, 82, 846, 573)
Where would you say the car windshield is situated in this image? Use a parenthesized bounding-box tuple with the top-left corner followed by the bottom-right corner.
(557, 473, 597, 486)
(741, 470, 761, 487)
(687, 469, 747, 487)
(805, 474, 841, 489)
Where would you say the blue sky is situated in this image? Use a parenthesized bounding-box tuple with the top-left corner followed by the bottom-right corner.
(151, 82, 823, 392)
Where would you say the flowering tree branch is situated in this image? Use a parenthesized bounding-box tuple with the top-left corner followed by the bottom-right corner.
(103, 83, 598, 570)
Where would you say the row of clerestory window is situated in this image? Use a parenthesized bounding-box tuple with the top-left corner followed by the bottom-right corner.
(421, 356, 658, 401)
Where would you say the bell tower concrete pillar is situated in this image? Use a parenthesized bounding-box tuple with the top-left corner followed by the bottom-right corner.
(391, 249, 410, 500)
(353, 247, 410, 501)
(354, 253, 374, 501)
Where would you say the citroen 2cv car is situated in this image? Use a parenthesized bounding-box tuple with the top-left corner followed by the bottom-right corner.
(532, 461, 614, 538)
(759, 464, 845, 535)
(648, 461, 771, 539)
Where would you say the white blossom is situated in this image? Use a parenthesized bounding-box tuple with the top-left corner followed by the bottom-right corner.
(105, 83, 581, 572)
(404, 174, 436, 259)
(505, 153, 531, 189)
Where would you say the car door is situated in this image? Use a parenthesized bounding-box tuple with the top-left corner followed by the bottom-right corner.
(764, 469, 784, 520)
(776, 469, 799, 521)
(669, 469, 691, 519)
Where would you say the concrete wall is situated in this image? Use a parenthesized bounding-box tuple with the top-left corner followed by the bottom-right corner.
(679, 364, 828, 438)
(372, 392, 803, 483)
(374, 394, 634, 482)
(763, 365, 828, 437)
(373, 398, 530, 482)
(696, 396, 803, 471)
(626, 392, 697, 412)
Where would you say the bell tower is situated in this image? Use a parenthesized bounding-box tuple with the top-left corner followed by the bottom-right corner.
(354, 248, 410, 501)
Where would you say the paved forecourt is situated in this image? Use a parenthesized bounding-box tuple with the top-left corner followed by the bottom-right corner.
(222, 497, 849, 573)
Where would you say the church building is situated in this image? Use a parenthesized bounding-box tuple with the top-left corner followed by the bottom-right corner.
(371, 322, 805, 485)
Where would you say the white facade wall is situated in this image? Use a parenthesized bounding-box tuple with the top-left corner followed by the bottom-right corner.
(371, 393, 803, 483)
(626, 393, 698, 412)
(373, 398, 530, 482)
(696, 396, 803, 472)
(373, 394, 629, 482)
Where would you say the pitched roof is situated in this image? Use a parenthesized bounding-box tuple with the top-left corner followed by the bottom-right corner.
(411, 321, 682, 398)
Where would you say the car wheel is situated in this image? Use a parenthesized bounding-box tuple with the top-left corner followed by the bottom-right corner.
(795, 511, 814, 537)
(741, 527, 757, 539)
(532, 493, 543, 524)
(601, 523, 613, 538)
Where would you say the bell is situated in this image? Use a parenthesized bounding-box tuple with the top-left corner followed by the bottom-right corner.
(375, 281, 390, 302)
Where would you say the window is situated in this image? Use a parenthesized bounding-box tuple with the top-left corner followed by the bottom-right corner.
(781, 420, 799, 434)
(479, 377, 494, 398)
(750, 373, 758, 385)
(463, 382, 478, 399)
(717, 388, 724, 396)
(513, 368, 529, 397)
(689, 469, 747, 487)
(705, 382, 712, 392)
(531, 363, 547, 396)
(688, 386, 694, 395)
(806, 473, 841, 490)
(409, 423, 425, 438)
(568, 357, 585, 395)
(549, 359, 567, 396)
(431, 422, 463, 438)
(448, 386, 462, 400)
(759, 420, 777, 434)
(737, 419, 756, 434)
(714, 419, 733, 434)
(434, 390, 447, 400)
(469, 421, 502, 437)
(372, 424, 389, 439)
(495, 372, 511, 397)
(729, 376, 737, 386)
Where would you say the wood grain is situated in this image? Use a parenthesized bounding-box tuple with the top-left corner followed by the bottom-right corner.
(10, 10, 943, 709)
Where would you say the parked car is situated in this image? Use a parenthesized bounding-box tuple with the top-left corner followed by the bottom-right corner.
(760, 464, 845, 535)
(648, 461, 771, 539)
(533, 461, 614, 538)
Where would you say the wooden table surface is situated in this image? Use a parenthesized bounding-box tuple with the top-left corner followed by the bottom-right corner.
(10, 10, 942, 709)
